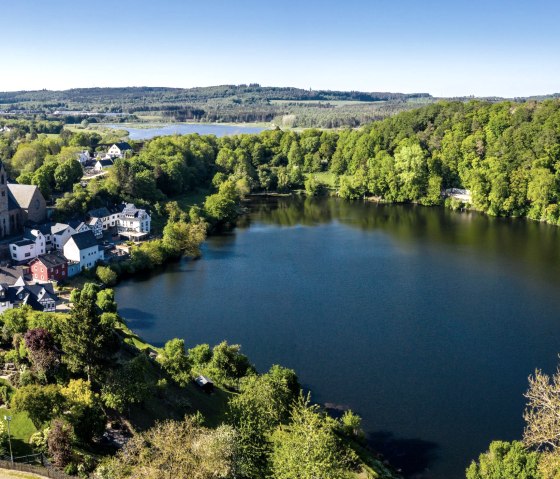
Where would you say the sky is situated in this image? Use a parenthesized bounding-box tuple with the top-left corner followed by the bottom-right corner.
(1, 0, 559, 97)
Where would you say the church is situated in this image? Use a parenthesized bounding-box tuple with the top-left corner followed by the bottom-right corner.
(0, 161, 47, 238)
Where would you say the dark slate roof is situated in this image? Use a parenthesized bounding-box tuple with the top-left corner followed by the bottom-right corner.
(7, 193, 19, 211)
(23, 229, 42, 241)
(68, 230, 99, 250)
(96, 159, 113, 167)
(68, 219, 87, 231)
(1, 281, 57, 311)
(0, 266, 30, 285)
(28, 223, 53, 236)
(112, 142, 132, 151)
(32, 252, 67, 269)
(88, 207, 111, 219)
(12, 239, 34, 247)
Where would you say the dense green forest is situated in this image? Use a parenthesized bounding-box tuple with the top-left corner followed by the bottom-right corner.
(3, 98, 559, 227)
(0, 85, 432, 128)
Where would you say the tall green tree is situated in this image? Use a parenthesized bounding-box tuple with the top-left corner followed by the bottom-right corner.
(60, 283, 116, 382)
(270, 395, 352, 479)
(466, 441, 541, 479)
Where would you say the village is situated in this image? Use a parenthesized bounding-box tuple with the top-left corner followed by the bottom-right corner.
(0, 142, 151, 314)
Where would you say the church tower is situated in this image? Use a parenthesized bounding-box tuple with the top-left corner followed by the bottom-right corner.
(0, 162, 10, 237)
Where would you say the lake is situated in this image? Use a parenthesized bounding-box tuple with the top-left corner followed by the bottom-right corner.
(106, 123, 267, 140)
(115, 197, 560, 478)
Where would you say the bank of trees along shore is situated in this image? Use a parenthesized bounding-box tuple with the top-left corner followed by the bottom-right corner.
(4, 99, 560, 232)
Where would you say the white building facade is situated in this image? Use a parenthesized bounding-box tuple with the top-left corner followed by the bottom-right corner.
(63, 230, 104, 271)
(9, 229, 46, 262)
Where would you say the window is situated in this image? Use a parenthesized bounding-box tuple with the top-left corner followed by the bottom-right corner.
(25, 253, 30, 257)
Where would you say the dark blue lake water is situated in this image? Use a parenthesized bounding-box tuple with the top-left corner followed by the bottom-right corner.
(115, 197, 560, 479)
(106, 123, 266, 140)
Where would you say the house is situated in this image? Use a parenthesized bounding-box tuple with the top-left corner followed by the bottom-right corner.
(0, 161, 47, 238)
(444, 188, 472, 203)
(107, 142, 132, 158)
(63, 230, 104, 271)
(87, 217, 103, 239)
(0, 277, 58, 313)
(67, 219, 90, 235)
(30, 252, 68, 282)
(194, 375, 214, 393)
(9, 229, 46, 262)
(67, 261, 81, 278)
(94, 159, 113, 172)
(88, 205, 124, 232)
(0, 265, 31, 285)
(77, 150, 91, 165)
(50, 223, 75, 251)
(118, 203, 151, 236)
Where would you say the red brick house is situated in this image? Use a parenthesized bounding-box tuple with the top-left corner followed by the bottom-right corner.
(30, 252, 68, 282)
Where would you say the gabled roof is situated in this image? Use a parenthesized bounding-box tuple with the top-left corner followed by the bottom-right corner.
(96, 159, 113, 167)
(28, 223, 53, 236)
(51, 223, 71, 236)
(66, 230, 99, 251)
(111, 142, 132, 151)
(23, 229, 42, 241)
(0, 266, 30, 286)
(32, 252, 67, 269)
(88, 207, 111, 219)
(5, 281, 57, 310)
(122, 203, 149, 218)
(12, 239, 34, 247)
(68, 219, 87, 231)
(7, 184, 40, 209)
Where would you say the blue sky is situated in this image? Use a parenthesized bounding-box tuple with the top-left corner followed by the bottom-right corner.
(1, 0, 558, 97)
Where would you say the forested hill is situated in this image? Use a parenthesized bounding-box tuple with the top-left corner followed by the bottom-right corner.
(0, 85, 430, 103)
(0, 85, 433, 128)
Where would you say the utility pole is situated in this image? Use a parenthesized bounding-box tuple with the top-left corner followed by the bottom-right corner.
(4, 415, 13, 464)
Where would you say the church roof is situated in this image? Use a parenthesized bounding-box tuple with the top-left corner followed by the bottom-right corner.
(7, 184, 39, 209)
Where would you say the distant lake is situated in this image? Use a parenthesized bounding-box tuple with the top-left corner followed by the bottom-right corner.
(105, 123, 267, 140)
(115, 197, 560, 479)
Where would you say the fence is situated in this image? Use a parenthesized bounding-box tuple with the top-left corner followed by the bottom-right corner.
(0, 457, 73, 479)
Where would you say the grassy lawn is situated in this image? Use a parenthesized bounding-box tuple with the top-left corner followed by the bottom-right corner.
(173, 189, 210, 210)
(130, 380, 231, 432)
(151, 189, 211, 233)
(306, 171, 338, 188)
(0, 410, 37, 457)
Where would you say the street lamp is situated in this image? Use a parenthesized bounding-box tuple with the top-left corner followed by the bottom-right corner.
(3, 415, 13, 464)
